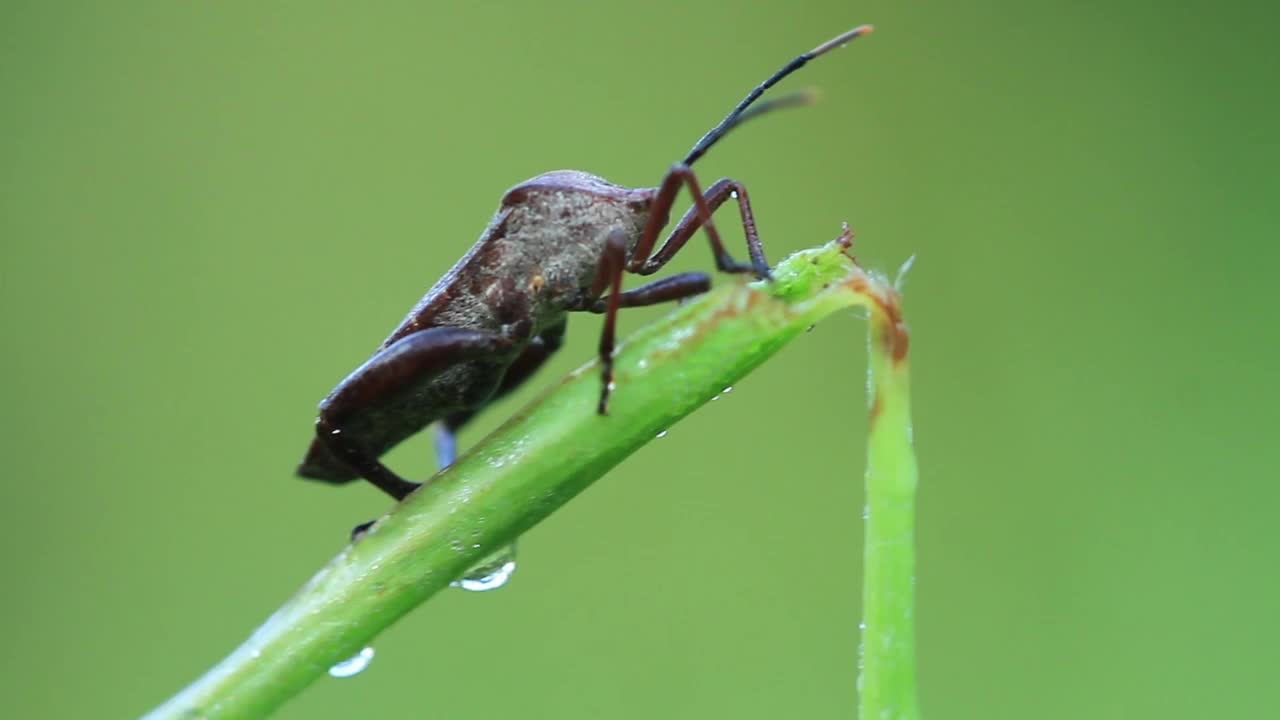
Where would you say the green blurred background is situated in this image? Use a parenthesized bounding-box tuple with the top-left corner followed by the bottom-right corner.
(3, 1, 1278, 718)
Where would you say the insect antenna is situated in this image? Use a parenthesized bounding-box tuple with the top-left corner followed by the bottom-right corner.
(721, 88, 822, 133)
(682, 24, 873, 166)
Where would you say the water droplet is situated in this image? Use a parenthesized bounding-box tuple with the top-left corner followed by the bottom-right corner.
(710, 394, 720, 401)
(805, 325, 816, 333)
(655, 430, 668, 438)
(456, 561, 516, 592)
(329, 428, 341, 435)
(329, 647, 375, 678)
(730, 190, 739, 199)
(722, 386, 733, 393)
(453, 543, 517, 592)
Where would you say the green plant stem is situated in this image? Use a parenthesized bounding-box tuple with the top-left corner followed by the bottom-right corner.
(145, 231, 913, 719)
(859, 278, 920, 720)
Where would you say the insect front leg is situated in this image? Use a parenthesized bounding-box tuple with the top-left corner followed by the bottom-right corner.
(636, 178, 769, 279)
(627, 165, 771, 279)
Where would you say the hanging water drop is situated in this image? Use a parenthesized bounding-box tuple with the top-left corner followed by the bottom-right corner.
(722, 386, 733, 393)
(455, 560, 516, 592)
(655, 429, 668, 438)
(329, 647, 375, 678)
(453, 543, 517, 592)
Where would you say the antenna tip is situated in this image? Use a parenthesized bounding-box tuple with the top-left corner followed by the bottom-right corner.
(810, 24, 875, 57)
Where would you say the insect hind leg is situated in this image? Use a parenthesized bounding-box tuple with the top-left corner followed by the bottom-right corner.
(315, 326, 516, 502)
(436, 317, 567, 466)
(345, 323, 565, 542)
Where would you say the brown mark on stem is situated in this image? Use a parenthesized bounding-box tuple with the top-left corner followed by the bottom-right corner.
(842, 275, 908, 365)
(835, 224, 909, 366)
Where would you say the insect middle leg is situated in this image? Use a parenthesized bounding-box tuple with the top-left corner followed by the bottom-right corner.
(568, 271, 711, 314)
(583, 229, 714, 413)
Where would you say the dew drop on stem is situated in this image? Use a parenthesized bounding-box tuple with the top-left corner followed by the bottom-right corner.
(453, 543, 518, 592)
(329, 647, 375, 678)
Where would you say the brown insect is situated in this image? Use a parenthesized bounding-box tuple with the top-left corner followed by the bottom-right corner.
(298, 25, 874, 507)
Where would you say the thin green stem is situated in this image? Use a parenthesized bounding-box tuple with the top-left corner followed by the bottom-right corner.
(859, 279, 920, 720)
(145, 230, 913, 719)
